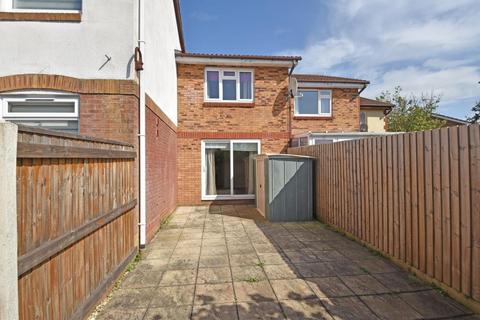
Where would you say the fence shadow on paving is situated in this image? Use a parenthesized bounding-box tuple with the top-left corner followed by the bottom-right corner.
(15, 125, 138, 320)
(135, 205, 473, 319)
(288, 124, 480, 311)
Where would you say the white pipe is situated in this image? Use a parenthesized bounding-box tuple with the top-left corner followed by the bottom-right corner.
(138, 0, 146, 248)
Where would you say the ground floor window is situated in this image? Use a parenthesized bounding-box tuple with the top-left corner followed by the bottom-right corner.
(0, 91, 79, 133)
(201, 140, 260, 200)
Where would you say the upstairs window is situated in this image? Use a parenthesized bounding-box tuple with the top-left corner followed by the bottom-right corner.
(12, 0, 82, 11)
(205, 68, 253, 102)
(295, 89, 332, 117)
(1, 92, 79, 133)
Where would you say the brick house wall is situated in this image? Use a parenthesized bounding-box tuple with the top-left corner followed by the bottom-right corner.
(291, 88, 361, 136)
(80, 93, 178, 244)
(81, 93, 178, 244)
(145, 97, 178, 242)
(176, 64, 291, 205)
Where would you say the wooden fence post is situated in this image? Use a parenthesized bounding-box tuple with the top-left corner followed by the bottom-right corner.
(0, 121, 19, 320)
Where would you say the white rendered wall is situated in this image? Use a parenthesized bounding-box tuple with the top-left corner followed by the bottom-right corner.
(144, 0, 181, 124)
(0, 0, 137, 80)
(0, 0, 181, 124)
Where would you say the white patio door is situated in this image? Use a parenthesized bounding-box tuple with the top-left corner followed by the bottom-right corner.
(201, 140, 261, 200)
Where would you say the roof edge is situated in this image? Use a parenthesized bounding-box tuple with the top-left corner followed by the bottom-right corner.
(173, 0, 185, 52)
(431, 113, 469, 125)
(293, 73, 369, 85)
(175, 51, 302, 62)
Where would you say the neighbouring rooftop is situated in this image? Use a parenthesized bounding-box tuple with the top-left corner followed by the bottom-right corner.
(360, 97, 394, 109)
(294, 74, 370, 85)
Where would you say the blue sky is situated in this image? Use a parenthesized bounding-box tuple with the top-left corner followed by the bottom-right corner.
(181, 0, 480, 119)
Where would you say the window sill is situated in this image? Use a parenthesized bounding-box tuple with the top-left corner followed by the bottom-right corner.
(294, 115, 333, 120)
(0, 12, 82, 22)
(203, 102, 255, 108)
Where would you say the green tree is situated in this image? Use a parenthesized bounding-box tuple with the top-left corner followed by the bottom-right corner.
(466, 101, 480, 124)
(377, 86, 445, 132)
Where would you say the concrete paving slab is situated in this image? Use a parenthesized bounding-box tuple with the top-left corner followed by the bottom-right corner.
(270, 279, 316, 301)
(194, 283, 236, 305)
(197, 267, 232, 284)
(360, 294, 422, 320)
(191, 303, 238, 320)
(237, 301, 285, 320)
(159, 269, 197, 286)
(305, 277, 355, 298)
(150, 285, 195, 307)
(280, 299, 333, 320)
(321, 296, 379, 320)
(92, 205, 476, 320)
(340, 274, 390, 295)
(233, 280, 277, 302)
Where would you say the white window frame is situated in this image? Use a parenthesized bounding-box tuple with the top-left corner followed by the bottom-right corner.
(204, 67, 254, 103)
(0, 91, 80, 132)
(201, 139, 261, 201)
(3, 0, 82, 13)
(294, 89, 332, 117)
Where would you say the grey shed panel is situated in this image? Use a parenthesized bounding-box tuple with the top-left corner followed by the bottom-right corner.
(256, 154, 314, 222)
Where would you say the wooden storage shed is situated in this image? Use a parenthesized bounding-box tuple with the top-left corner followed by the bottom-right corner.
(255, 154, 314, 222)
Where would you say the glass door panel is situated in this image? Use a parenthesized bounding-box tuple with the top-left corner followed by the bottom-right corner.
(204, 142, 230, 196)
(233, 142, 259, 195)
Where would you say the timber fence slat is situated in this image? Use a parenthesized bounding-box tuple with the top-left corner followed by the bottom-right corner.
(16, 127, 138, 320)
(288, 124, 480, 310)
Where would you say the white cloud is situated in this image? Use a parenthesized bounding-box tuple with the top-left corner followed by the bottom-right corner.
(281, 0, 480, 117)
(281, 38, 357, 71)
(366, 66, 480, 103)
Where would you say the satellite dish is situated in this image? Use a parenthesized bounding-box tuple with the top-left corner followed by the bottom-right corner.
(289, 77, 301, 98)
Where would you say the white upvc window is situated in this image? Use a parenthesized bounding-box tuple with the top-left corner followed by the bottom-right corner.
(0, 91, 80, 133)
(294, 89, 332, 117)
(204, 68, 254, 102)
(4, 0, 82, 12)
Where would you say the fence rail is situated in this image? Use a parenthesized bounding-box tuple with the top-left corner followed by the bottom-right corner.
(288, 124, 480, 308)
(15, 125, 138, 320)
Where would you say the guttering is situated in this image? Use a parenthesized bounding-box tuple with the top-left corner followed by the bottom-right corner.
(358, 84, 367, 95)
(297, 82, 366, 89)
(175, 56, 298, 67)
(138, 0, 147, 248)
(289, 59, 299, 76)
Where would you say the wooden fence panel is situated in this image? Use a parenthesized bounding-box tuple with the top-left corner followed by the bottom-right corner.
(288, 124, 480, 309)
(16, 126, 137, 320)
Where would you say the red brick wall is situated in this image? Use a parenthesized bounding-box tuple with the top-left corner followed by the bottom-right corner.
(79, 93, 178, 244)
(145, 103, 177, 242)
(291, 88, 360, 136)
(177, 64, 291, 205)
(79, 93, 140, 244)
(80, 94, 139, 145)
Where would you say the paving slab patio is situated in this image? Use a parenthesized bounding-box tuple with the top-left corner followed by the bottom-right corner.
(94, 205, 477, 320)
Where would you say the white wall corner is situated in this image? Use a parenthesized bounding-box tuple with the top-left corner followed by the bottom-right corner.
(0, 120, 19, 320)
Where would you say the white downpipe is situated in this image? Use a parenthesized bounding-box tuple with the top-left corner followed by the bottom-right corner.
(138, 0, 146, 247)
